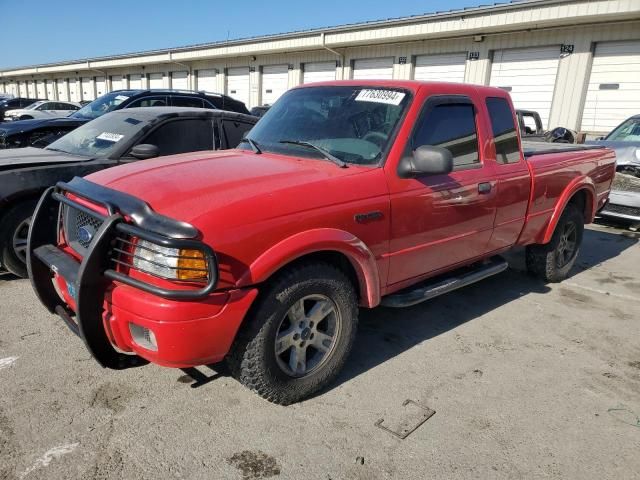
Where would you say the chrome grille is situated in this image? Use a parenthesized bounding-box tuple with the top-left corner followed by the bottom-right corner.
(63, 205, 104, 255)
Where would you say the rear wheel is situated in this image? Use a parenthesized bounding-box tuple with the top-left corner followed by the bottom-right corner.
(228, 262, 358, 405)
(526, 203, 584, 282)
(0, 199, 37, 278)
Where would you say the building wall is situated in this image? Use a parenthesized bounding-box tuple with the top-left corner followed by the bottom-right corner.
(1, 0, 639, 134)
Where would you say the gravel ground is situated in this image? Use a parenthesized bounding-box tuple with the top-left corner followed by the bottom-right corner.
(1, 224, 639, 480)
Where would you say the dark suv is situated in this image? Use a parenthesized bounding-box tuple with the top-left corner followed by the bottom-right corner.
(0, 97, 43, 122)
(0, 89, 249, 149)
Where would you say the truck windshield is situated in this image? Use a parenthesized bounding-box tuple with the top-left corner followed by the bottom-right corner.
(241, 86, 410, 165)
(45, 112, 147, 158)
(605, 117, 640, 142)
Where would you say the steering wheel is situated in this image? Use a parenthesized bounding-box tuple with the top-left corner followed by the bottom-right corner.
(361, 131, 387, 148)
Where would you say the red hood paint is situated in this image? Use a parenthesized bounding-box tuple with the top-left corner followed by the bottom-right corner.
(86, 149, 372, 228)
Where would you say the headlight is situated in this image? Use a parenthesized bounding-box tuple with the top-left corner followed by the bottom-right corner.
(132, 239, 208, 281)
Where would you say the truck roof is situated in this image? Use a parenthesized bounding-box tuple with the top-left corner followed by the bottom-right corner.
(294, 79, 509, 97)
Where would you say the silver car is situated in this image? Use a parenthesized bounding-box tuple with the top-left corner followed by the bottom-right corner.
(591, 114, 640, 227)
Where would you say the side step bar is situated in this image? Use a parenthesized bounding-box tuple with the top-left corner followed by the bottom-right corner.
(381, 256, 509, 308)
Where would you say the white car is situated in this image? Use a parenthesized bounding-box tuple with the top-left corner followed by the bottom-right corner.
(4, 100, 81, 121)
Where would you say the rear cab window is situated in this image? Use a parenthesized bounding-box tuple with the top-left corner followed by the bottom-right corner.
(486, 97, 521, 164)
(412, 96, 480, 169)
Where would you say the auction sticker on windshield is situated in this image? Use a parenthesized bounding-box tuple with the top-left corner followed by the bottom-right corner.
(96, 132, 124, 142)
(355, 89, 406, 105)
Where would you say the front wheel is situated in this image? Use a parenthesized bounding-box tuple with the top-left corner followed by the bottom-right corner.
(526, 203, 584, 282)
(18, 115, 34, 120)
(0, 199, 37, 278)
(228, 262, 358, 405)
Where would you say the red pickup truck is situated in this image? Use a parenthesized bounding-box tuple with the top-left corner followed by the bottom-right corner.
(28, 81, 615, 404)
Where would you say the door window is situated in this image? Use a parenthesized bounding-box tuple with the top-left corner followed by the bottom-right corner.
(138, 118, 214, 156)
(222, 120, 254, 148)
(127, 96, 169, 108)
(486, 97, 520, 164)
(412, 102, 479, 168)
(171, 96, 205, 108)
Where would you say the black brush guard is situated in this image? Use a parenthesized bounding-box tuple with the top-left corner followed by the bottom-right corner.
(27, 177, 218, 370)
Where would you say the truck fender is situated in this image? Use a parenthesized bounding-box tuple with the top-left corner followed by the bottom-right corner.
(238, 228, 381, 308)
(542, 176, 596, 244)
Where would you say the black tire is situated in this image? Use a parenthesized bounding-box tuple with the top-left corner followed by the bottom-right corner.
(0, 199, 38, 278)
(526, 203, 584, 283)
(227, 262, 358, 405)
(19, 115, 33, 120)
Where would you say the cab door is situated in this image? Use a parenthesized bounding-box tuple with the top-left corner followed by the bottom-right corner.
(385, 94, 497, 287)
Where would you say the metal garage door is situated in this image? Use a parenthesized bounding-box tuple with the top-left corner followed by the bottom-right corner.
(46, 80, 56, 99)
(111, 75, 124, 91)
(27, 81, 36, 98)
(261, 65, 288, 105)
(129, 74, 142, 90)
(69, 79, 80, 102)
(352, 58, 394, 80)
(172, 71, 189, 90)
(81, 77, 94, 101)
(196, 69, 217, 92)
(149, 73, 164, 89)
(490, 46, 560, 128)
(303, 62, 336, 84)
(581, 40, 640, 134)
(95, 77, 106, 97)
(36, 80, 46, 98)
(226, 67, 250, 107)
(414, 53, 467, 83)
(57, 80, 69, 101)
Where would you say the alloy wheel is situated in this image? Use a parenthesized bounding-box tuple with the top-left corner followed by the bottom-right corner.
(274, 294, 342, 378)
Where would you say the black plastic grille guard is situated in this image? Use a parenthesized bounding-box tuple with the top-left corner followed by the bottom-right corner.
(27, 185, 218, 369)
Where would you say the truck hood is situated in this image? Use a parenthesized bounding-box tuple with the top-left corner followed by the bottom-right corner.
(0, 147, 89, 171)
(86, 149, 372, 229)
(586, 140, 640, 167)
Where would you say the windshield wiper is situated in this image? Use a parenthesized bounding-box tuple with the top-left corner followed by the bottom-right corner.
(241, 136, 262, 154)
(279, 140, 347, 168)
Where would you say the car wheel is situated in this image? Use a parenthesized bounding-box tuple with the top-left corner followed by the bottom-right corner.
(19, 115, 33, 120)
(0, 199, 38, 278)
(526, 203, 584, 283)
(228, 262, 358, 405)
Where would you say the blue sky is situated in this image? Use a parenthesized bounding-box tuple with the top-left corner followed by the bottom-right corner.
(1, 0, 496, 69)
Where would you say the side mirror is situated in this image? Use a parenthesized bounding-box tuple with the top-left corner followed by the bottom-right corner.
(398, 145, 454, 178)
(130, 144, 160, 160)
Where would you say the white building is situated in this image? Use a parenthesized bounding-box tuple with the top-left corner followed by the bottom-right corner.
(1, 0, 639, 135)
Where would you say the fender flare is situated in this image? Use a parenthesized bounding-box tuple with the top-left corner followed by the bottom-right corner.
(541, 176, 596, 244)
(237, 228, 381, 308)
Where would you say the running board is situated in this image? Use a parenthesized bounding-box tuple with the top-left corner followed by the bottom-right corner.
(381, 257, 509, 308)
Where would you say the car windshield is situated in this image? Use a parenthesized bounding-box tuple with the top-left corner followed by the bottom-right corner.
(46, 111, 148, 157)
(605, 117, 640, 142)
(241, 86, 410, 165)
(24, 101, 46, 110)
(71, 91, 139, 120)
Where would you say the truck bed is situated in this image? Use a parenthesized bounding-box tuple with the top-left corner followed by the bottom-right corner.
(522, 141, 606, 158)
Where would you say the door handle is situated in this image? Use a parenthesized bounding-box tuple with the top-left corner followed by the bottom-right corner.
(478, 182, 492, 194)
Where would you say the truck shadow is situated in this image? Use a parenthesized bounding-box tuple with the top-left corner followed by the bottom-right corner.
(331, 226, 638, 392)
(178, 226, 637, 395)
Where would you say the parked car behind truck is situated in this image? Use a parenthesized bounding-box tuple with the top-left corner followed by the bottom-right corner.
(590, 114, 640, 228)
(0, 107, 256, 277)
(28, 80, 615, 405)
(0, 89, 250, 149)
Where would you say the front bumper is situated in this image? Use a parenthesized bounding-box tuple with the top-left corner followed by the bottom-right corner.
(28, 180, 257, 369)
(599, 190, 640, 223)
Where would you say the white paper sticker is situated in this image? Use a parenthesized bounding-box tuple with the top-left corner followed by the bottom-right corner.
(96, 132, 124, 142)
(355, 89, 406, 105)
(114, 95, 129, 101)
